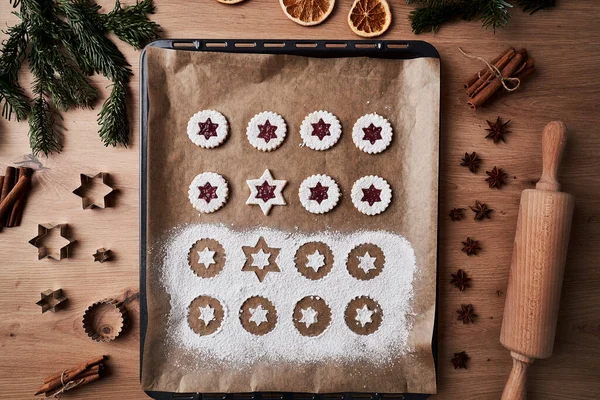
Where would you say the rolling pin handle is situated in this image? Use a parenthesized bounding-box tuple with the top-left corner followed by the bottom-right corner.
(536, 121, 567, 192)
(501, 352, 536, 400)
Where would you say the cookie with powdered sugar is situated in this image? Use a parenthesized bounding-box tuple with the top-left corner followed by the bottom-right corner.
(351, 175, 392, 215)
(187, 110, 229, 149)
(299, 110, 342, 151)
(299, 174, 341, 214)
(246, 111, 287, 151)
(351, 113, 393, 154)
(188, 172, 229, 213)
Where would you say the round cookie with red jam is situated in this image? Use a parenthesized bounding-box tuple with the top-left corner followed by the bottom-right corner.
(300, 110, 342, 151)
(298, 174, 340, 214)
(187, 110, 229, 149)
(246, 111, 287, 151)
(188, 172, 229, 213)
(351, 175, 392, 216)
(352, 113, 393, 154)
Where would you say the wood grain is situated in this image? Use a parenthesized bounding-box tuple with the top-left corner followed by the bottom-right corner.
(0, 1, 599, 399)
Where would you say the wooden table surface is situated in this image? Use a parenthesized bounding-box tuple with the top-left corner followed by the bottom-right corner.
(1, 1, 599, 399)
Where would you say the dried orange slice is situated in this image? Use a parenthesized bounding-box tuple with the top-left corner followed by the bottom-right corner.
(348, 0, 392, 38)
(280, 0, 336, 26)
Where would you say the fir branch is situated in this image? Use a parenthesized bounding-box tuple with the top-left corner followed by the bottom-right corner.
(481, 0, 512, 32)
(409, 0, 480, 34)
(0, 22, 30, 120)
(60, 0, 133, 147)
(517, 0, 555, 13)
(29, 95, 62, 156)
(98, 77, 129, 147)
(0, 76, 30, 121)
(103, 0, 161, 50)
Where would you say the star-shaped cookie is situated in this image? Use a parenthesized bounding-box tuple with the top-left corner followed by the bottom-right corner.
(242, 236, 281, 282)
(246, 169, 287, 215)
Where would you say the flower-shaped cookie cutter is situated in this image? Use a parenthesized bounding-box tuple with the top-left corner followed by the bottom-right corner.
(82, 299, 127, 342)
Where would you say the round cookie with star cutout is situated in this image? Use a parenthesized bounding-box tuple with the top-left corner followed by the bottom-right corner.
(293, 296, 332, 337)
(294, 241, 334, 280)
(298, 174, 341, 214)
(187, 295, 226, 336)
(344, 296, 383, 335)
(346, 243, 385, 280)
(246, 111, 287, 151)
(187, 110, 229, 149)
(188, 172, 229, 213)
(300, 110, 342, 151)
(188, 238, 226, 278)
(352, 113, 393, 154)
(351, 175, 392, 216)
(239, 296, 277, 335)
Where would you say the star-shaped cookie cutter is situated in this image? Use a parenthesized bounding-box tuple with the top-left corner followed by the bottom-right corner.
(72, 172, 115, 209)
(36, 289, 68, 313)
(28, 224, 74, 260)
(93, 248, 112, 263)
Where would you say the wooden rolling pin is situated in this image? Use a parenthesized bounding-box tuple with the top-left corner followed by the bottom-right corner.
(500, 121, 575, 400)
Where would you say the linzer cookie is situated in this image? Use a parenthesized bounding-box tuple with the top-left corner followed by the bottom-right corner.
(245, 169, 287, 215)
(344, 296, 383, 335)
(352, 113, 393, 154)
(188, 172, 229, 213)
(239, 296, 277, 335)
(188, 238, 226, 278)
(241, 236, 281, 282)
(299, 110, 342, 151)
(246, 111, 287, 151)
(186, 110, 229, 149)
(187, 295, 226, 336)
(293, 296, 332, 337)
(294, 241, 334, 280)
(351, 175, 392, 215)
(298, 174, 340, 214)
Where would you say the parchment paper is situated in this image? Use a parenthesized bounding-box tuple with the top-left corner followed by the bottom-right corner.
(142, 46, 439, 394)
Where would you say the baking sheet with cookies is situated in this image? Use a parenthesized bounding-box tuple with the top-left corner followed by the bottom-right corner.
(141, 41, 440, 395)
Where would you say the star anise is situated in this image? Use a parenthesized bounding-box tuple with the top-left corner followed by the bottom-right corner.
(485, 116, 511, 143)
(485, 166, 508, 189)
(469, 200, 493, 220)
(449, 208, 465, 221)
(461, 237, 481, 256)
(450, 269, 471, 291)
(456, 304, 477, 324)
(460, 152, 481, 173)
(451, 351, 470, 369)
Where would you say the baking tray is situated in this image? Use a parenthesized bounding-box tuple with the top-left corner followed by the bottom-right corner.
(139, 39, 440, 400)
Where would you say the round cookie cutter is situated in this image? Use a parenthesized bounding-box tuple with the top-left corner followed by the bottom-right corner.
(82, 299, 127, 342)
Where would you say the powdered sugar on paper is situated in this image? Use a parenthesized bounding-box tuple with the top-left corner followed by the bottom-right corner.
(158, 223, 417, 367)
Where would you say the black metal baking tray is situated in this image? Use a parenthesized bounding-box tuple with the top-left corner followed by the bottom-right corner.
(139, 39, 440, 400)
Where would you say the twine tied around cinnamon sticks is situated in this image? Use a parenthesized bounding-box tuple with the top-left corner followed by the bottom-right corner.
(459, 47, 521, 92)
(34, 355, 106, 397)
(461, 46, 536, 110)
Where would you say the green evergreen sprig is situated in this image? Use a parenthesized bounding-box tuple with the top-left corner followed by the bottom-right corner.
(0, 0, 161, 156)
(407, 0, 556, 34)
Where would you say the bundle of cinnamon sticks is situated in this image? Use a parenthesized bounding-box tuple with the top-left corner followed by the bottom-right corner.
(464, 47, 536, 110)
(34, 355, 106, 397)
(0, 166, 34, 228)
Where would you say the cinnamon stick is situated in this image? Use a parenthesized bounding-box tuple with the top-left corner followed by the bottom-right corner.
(466, 48, 516, 97)
(42, 355, 106, 384)
(8, 167, 33, 227)
(0, 167, 16, 227)
(0, 167, 33, 223)
(44, 372, 102, 398)
(468, 49, 528, 110)
(7, 168, 20, 227)
(464, 47, 514, 88)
